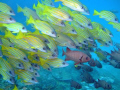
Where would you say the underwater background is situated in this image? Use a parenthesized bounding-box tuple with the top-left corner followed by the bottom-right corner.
(0, 0, 120, 90)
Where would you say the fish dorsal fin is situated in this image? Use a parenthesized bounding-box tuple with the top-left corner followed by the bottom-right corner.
(5, 30, 15, 38)
(66, 47, 71, 52)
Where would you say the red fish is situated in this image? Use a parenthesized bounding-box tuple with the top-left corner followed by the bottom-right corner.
(62, 47, 91, 65)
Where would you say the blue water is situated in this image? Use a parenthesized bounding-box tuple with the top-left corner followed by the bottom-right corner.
(1, 0, 120, 90)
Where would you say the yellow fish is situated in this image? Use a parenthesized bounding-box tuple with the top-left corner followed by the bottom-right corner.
(5, 31, 37, 52)
(55, 0, 85, 12)
(53, 33, 76, 48)
(48, 58, 69, 68)
(0, 12, 16, 23)
(43, 5, 73, 21)
(42, 34, 58, 55)
(31, 63, 40, 70)
(1, 22, 27, 33)
(7, 58, 24, 69)
(41, 0, 54, 7)
(27, 16, 57, 37)
(75, 28, 94, 41)
(0, 58, 15, 77)
(105, 28, 113, 37)
(0, 2, 15, 15)
(17, 5, 40, 20)
(16, 31, 48, 52)
(92, 22, 106, 31)
(52, 22, 77, 35)
(1, 37, 14, 47)
(108, 22, 120, 32)
(0, 69, 15, 84)
(28, 30, 50, 44)
(41, 14, 65, 27)
(71, 20, 85, 29)
(15, 70, 38, 84)
(69, 10, 93, 29)
(21, 61, 33, 72)
(98, 32, 113, 46)
(2, 46, 29, 62)
(35, 50, 57, 59)
(33, 70, 40, 77)
(93, 10, 119, 23)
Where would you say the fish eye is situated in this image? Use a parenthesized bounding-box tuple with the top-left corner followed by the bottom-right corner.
(23, 57, 27, 60)
(9, 71, 12, 74)
(61, 21, 64, 25)
(69, 16, 73, 20)
(88, 37, 91, 39)
(54, 49, 57, 52)
(115, 18, 118, 21)
(72, 30, 75, 32)
(62, 62, 65, 65)
(31, 63, 34, 66)
(31, 77, 35, 81)
(22, 27, 25, 30)
(102, 27, 105, 31)
(84, 41, 86, 43)
(44, 40, 48, 43)
(88, 23, 91, 26)
(35, 55, 39, 60)
(10, 10, 13, 13)
(81, 6, 84, 9)
(43, 47, 46, 50)
(19, 64, 21, 67)
(105, 43, 108, 46)
(52, 31, 55, 34)
(9, 45, 12, 47)
(47, 68, 51, 71)
(29, 67, 32, 70)
(52, 53, 55, 57)
(86, 57, 88, 60)
(34, 64, 37, 67)
(9, 18, 13, 20)
(109, 41, 111, 43)
(35, 73, 37, 75)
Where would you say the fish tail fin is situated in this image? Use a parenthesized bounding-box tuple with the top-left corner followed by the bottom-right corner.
(5, 30, 14, 38)
(33, 4, 36, 10)
(108, 22, 114, 25)
(68, 10, 73, 16)
(27, 16, 34, 25)
(93, 10, 99, 15)
(62, 49, 65, 56)
(58, 4, 62, 9)
(54, 0, 60, 2)
(16, 31, 25, 39)
(1, 45, 7, 50)
(17, 5, 23, 13)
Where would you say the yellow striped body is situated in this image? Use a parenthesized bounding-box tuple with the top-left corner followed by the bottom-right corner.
(0, 2, 15, 15)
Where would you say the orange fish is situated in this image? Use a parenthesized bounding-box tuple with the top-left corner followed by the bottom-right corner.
(62, 47, 91, 65)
